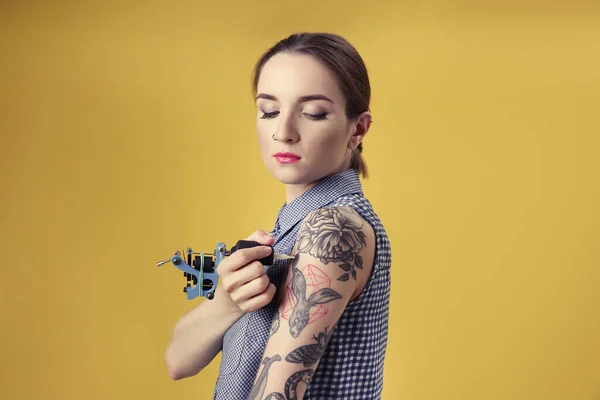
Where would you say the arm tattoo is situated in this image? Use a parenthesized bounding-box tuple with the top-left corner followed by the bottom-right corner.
(262, 369, 314, 400)
(269, 310, 280, 338)
(285, 369, 314, 400)
(296, 207, 367, 282)
(264, 393, 285, 400)
(285, 326, 335, 367)
(248, 355, 281, 400)
(288, 255, 341, 338)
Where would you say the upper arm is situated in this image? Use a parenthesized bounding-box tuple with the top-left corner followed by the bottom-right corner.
(248, 206, 375, 400)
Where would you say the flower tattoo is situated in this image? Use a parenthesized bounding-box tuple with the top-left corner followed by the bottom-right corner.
(296, 207, 367, 281)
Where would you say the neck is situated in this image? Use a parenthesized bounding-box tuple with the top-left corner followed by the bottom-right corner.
(285, 181, 319, 204)
(284, 165, 351, 204)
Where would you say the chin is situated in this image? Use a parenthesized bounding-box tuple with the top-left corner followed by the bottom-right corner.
(270, 170, 310, 185)
(266, 163, 327, 186)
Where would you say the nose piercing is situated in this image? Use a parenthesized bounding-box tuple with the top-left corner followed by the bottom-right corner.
(272, 134, 278, 141)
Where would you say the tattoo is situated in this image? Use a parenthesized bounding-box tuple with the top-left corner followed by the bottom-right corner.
(280, 261, 336, 327)
(296, 207, 367, 281)
(264, 393, 285, 400)
(269, 311, 280, 338)
(285, 369, 314, 400)
(248, 355, 281, 400)
(285, 255, 341, 338)
(285, 326, 335, 367)
(262, 367, 313, 400)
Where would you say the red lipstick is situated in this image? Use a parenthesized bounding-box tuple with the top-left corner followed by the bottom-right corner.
(274, 152, 301, 164)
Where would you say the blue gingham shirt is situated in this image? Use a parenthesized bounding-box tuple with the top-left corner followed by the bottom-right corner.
(213, 169, 392, 399)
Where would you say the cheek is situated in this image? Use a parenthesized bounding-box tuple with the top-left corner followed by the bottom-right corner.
(256, 122, 274, 158)
(313, 126, 348, 153)
(256, 122, 269, 143)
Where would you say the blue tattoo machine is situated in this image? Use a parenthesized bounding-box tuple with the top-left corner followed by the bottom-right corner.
(156, 240, 294, 300)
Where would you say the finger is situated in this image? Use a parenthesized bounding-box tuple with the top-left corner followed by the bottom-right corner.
(232, 274, 271, 303)
(225, 245, 272, 273)
(245, 229, 275, 246)
(224, 261, 265, 291)
(238, 283, 276, 313)
(217, 230, 273, 275)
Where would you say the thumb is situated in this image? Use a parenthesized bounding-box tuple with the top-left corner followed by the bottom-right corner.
(245, 229, 274, 245)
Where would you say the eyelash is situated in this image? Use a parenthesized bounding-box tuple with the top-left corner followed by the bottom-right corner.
(260, 111, 328, 121)
(261, 111, 279, 119)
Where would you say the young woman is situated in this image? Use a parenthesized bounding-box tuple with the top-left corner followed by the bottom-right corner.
(165, 32, 392, 400)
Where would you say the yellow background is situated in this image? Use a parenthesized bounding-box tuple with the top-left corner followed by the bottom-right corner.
(1, 1, 599, 399)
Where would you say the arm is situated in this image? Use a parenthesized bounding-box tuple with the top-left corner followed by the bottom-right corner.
(248, 206, 375, 400)
(164, 283, 245, 380)
(165, 230, 277, 380)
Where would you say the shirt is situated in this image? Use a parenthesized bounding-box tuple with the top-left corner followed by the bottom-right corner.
(213, 168, 392, 399)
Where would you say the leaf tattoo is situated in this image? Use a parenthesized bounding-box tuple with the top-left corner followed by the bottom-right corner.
(285, 326, 335, 367)
(269, 311, 280, 338)
(289, 256, 342, 338)
(296, 207, 367, 281)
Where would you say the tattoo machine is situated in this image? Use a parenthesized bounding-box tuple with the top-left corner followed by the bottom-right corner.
(155, 240, 294, 300)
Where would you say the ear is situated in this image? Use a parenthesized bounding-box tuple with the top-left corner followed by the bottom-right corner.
(348, 111, 372, 151)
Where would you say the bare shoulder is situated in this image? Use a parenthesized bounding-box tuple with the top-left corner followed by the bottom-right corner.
(294, 205, 375, 300)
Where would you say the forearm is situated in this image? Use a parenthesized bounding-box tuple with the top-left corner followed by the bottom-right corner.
(165, 285, 245, 379)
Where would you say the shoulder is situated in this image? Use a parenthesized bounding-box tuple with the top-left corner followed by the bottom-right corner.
(277, 205, 376, 337)
(298, 205, 375, 252)
(294, 205, 375, 294)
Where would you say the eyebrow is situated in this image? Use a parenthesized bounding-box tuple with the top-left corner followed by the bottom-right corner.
(256, 93, 334, 103)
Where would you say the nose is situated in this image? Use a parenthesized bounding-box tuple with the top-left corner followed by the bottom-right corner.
(274, 112, 299, 143)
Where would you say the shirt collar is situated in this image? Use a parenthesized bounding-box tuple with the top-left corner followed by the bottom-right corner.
(271, 168, 364, 240)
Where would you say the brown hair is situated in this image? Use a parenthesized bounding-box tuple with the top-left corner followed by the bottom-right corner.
(251, 32, 371, 179)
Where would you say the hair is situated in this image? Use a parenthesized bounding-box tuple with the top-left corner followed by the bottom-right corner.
(251, 32, 371, 179)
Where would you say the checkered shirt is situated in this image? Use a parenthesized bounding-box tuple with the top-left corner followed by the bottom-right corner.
(212, 169, 392, 399)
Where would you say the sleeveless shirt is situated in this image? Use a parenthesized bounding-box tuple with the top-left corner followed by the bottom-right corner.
(212, 169, 392, 399)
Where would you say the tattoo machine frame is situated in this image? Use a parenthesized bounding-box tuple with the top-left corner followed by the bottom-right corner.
(156, 240, 293, 300)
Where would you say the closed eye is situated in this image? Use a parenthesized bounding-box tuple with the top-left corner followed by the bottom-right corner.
(305, 112, 328, 121)
(260, 111, 279, 119)
(260, 111, 328, 120)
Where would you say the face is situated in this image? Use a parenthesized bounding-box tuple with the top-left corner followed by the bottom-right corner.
(254, 52, 369, 190)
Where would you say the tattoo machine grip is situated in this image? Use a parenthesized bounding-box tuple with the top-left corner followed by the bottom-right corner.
(230, 240, 275, 265)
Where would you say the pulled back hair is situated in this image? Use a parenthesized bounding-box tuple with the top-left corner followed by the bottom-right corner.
(251, 32, 371, 179)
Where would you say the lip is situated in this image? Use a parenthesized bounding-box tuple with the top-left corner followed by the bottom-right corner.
(274, 152, 301, 164)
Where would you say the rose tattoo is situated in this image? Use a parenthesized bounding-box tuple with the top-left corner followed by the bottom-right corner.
(296, 207, 367, 281)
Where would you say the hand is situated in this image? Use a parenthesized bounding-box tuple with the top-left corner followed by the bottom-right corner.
(218, 230, 277, 313)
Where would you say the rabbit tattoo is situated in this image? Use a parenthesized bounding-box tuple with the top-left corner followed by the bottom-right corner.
(288, 256, 342, 338)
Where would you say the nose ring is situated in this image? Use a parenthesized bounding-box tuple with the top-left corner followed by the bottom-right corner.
(272, 134, 278, 141)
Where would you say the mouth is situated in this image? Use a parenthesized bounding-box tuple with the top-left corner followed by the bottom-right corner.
(274, 152, 301, 164)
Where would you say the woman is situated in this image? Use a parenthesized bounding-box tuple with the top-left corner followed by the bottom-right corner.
(165, 32, 392, 400)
